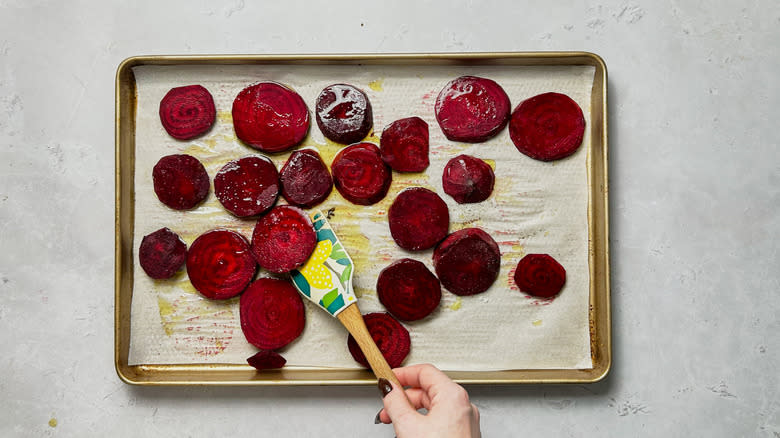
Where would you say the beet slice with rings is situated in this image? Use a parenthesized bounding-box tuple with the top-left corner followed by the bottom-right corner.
(315, 84, 373, 144)
(509, 92, 586, 161)
(214, 156, 280, 217)
(247, 350, 287, 370)
(347, 312, 410, 369)
(159, 85, 216, 140)
(433, 228, 500, 296)
(514, 254, 567, 298)
(232, 82, 310, 153)
(377, 259, 442, 321)
(186, 230, 256, 300)
(380, 116, 430, 172)
(138, 227, 187, 279)
(442, 154, 495, 204)
(240, 278, 305, 350)
(434, 76, 511, 143)
(279, 149, 333, 208)
(251, 205, 317, 273)
(152, 154, 210, 210)
(331, 142, 392, 205)
(388, 187, 449, 251)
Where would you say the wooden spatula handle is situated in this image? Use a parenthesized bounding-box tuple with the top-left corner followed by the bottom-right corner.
(337, 303, 403, 388)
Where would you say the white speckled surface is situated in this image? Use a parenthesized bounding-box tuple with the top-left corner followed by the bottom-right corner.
(0, 1, 778, 436)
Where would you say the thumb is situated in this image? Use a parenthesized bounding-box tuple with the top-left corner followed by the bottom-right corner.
(378, 378, 420, 424)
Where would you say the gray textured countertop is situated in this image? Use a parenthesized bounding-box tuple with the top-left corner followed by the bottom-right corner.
(1, 1, 777, 436)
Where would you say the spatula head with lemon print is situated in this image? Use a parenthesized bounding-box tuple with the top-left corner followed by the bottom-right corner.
(291, 210, 403, 387)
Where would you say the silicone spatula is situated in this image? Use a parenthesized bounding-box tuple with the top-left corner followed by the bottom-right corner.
(290, 210, 403, 387)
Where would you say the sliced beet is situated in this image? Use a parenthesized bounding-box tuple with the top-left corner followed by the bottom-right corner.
(509, 92, 586, 161)
(433, 228, 500, 296)
(388, 187, 449, 251)
(279, 149, 333, 208)
(347, 312, 410, 369)
(214, 156, 279, 217)
(315, 84, 373, 144)
(331, 142, 392, 205)
(380, 117, 429, 172)
(152, 154, 210, 210)
(232, 82, 310, 153)
(377, 259, 441, 321)
(247, 350, 287, 370)
(442, 154, 495, 204)
(434, 76, 511, 143)
(251, 205, 317, 273)
(240, 278, 305, 350)
(159, 85, 216, 140)
(138, 227, 187, 279)
(186, 230, 256, 300)
(514, 254, 567, 298)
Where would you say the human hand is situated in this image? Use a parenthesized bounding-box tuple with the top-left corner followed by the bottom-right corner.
(375, 363, 481, 438)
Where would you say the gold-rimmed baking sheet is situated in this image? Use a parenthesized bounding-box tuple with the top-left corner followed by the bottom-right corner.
(115, 52, 609, 385)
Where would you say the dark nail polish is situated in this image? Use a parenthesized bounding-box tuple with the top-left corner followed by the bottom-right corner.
(374, 410, 382, 424)
(378, 378, 392, 398)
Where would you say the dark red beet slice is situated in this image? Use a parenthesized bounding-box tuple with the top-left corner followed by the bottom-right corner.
(388, 187, 449, 251)
(509, 92, 586, 161)
(240, 278, 305, 350)
(214, 156, 279, 217)
(315, 84, 373, 144)
(331, 142, 391, 205)
(377, 259, 441, 321)
(152, 154, 210, 210)
(186, 230, 256, 300)
(442, 154, 495, 204)
(279, 149, 333, 208)
(159, 85, 216, 140)
(514, 254, 567, 298)
(434, 76, 511, 143)
(433, 228, 500, 296)
(232, 82, 309, 153)
(347, 312, 410, 369)
(251, 205, 317, 273)
(247, 350, 287, 370)
(380, 117, 429, 172)
(139, 227, 187, 279)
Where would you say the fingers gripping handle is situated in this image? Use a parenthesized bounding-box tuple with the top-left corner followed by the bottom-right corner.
(336, 303, 403, 388)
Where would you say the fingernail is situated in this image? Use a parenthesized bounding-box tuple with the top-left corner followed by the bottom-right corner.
(374, 410, 382, 424)
(377, 378, 392, 398)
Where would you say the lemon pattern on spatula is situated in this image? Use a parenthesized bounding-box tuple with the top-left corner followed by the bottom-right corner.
(298, 240, 334, 289)
(291, 211, 356, 316)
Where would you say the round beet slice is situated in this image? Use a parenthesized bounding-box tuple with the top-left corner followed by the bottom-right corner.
(240, 278, 305, 350)
(251, 205, 317, 273)
(347, 312, 410, 369)
(514, 254, 567, 298)
(509, 92, 586, 161)
(152, 154, 210, 210)
(331, 142, 392, 205)
(232, 82, 310, 153)
(159, 85, 216, 140)
(247, 350, 287, 370)
(377, 259, 441, 321)
(388, 187, 449, 251)
(279, 149, 333, 208)
(442, 154, 495, 204)
(186, 230, 256, 300)
(214, 156, 280, 217)
(433, 228, 500, 296)
(380, 116, 430, 172)
(434, 76, 511, 143)
(139, 227, 187, 279)
(315, 83, 373, 144)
